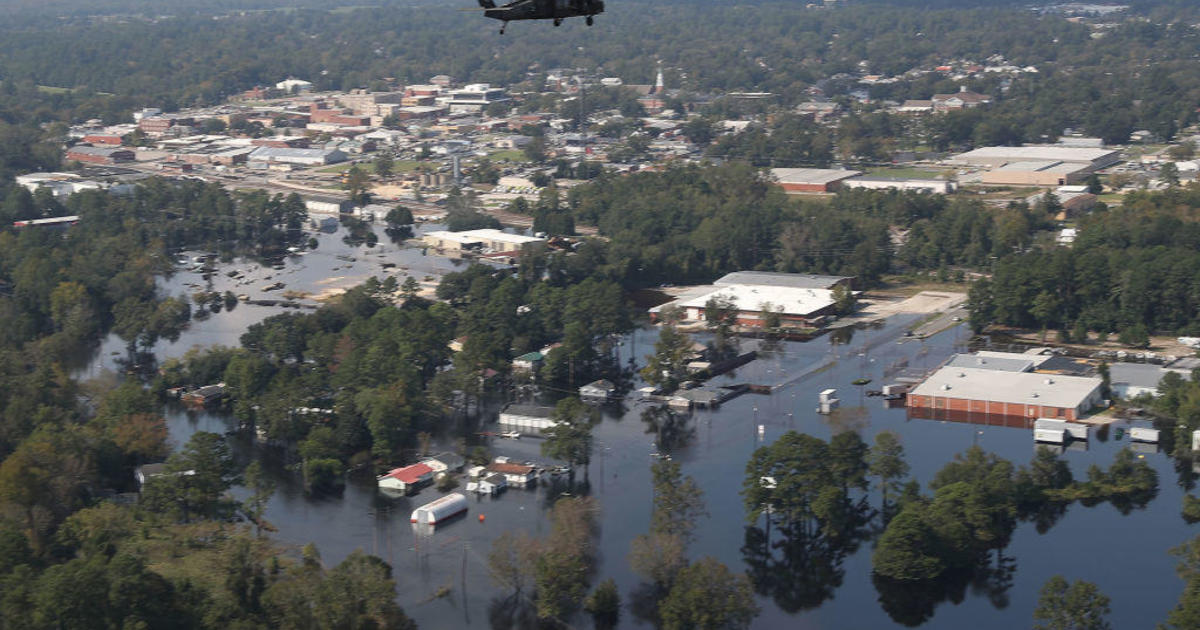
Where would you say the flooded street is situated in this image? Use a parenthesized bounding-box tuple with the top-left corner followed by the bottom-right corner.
(80, 219, 1196, 629)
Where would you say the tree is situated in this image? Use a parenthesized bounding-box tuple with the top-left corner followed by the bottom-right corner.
(585, 578, 621, 630)
(487, 530, 538, 597)
(524, 135, 548, 163)
(374, 153, 394, 179)
(344, 165, 371, 205)
(640, 324, 694, 393)
(1161, 162, 1180, 187)
(385, 205, 413, 227)
(541, 397, 596, 481)
(1084, 173, 1103, 195)
(243, 461, 276, 537)
(1031, 290, 1061, 342)
(649, 458, 707, 542)
(871, 506, 944, 581)
(868, 431, 910, 510)
(658, 557, 759, 630)
(703, 295, 740, 360)
(1033, 575, 1112, 630)
(832, 284, 857, 316)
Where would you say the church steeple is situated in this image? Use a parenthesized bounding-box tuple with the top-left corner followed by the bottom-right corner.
(653, 61, 664, 94)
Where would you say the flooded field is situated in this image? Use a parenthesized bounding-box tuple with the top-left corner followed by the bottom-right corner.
(80, 218, 1198, 629)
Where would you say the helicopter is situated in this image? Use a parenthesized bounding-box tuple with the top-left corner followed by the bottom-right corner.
(476, 0, 604, 34)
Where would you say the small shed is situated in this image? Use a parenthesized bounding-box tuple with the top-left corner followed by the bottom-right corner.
(469, 473, 507, 495)
(422, 452, 465, 473)
(579, 379, 616, 402)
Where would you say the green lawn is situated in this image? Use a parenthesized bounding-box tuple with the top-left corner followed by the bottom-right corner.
(488, 149, 530, 163)
(864, 166, 948, 179)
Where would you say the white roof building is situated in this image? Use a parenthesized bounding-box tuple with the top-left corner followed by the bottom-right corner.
(952, 145, 1121, 169)
(910, 366, 1103, 420)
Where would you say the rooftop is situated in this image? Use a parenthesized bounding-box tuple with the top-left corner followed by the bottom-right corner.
(911, 366, 1102, 409)
(770, 167, 864, 185)
(666, 284, 836, 318)
(714, 271, 849, 290)
(946, 353, 1035, 373)
(383, 463, 433, 484)
(954, 145, 1119, 165)
(500, 404, 555, 418)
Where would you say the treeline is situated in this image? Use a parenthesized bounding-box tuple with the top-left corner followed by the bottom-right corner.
(557, 162, 1053, 287)
(969, 185, 1200, 337)
(2, 3, 1200, 145)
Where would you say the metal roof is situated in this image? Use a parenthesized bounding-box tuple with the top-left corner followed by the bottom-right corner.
(1109, 363, 1173, 389)
(946, 353, 1035, 373)
(500, 404, 555, 418)
(715, 271, 849, 290)
(770, 167, 863, 185)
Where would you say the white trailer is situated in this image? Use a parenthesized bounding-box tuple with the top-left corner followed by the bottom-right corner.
(1034, 428, 1066, 444)
(410, 493, 468, 525)
(1130, 427, 1160, 443)
(1035, 418, 1089, 440)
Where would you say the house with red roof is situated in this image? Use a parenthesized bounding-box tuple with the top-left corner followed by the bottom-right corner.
(377, 463, 434, 494)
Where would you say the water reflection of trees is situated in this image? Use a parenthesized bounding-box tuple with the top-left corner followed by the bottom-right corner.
(873, 553, 1016, 627)
(740, 512, 871, 613)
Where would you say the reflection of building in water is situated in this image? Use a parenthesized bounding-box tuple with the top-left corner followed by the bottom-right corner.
(907, 404, 1039, 429)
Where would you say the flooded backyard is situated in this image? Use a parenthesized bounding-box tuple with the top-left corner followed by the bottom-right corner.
(78, 218, 1199, 629)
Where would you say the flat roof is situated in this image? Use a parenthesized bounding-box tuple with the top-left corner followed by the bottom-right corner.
(1109, 363, 1175, 389)
(946, 353, 1035, 373)
(770, 168, 863, 185)
(670, 284, 836, 318)
(994, 160, 1085, 174)
(955, 145, 1119, 164)
(425, 228, 543, 246)
(911, 366, 1101, 409)
(715, 271, 849, 290)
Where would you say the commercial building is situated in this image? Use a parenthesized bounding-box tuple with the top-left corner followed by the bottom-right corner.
(303, 195, 353, 215)
(445, 84, 510, 114)
(248, 146, 347, 166)
(908, 364, 1103, 423)
(651, 271, 852, 328)
(841, 176, 954, 194)
(980, 161, 1091, 187)
(66, 146, 135, 165)
(770, 168, 863, 193)
(422, 229, 545, 254)
(952, 145, 1121, 170)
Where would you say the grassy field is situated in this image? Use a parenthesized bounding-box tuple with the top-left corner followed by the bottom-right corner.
(864, 166, 949, 179)
(488, 149, 530, 163)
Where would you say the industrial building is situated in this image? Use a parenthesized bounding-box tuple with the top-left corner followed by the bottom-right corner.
(980, 161, 1091, 187)
(651, 271, 852, 328)
(952, 145, 1121, 170)
(841, 176, 954, 194)
(770, 168, 863, 193)
(66, 146, 136, 165)
(248, 146, 347, 166)
(422, 229, 544, 254)
(908, 355, 1104, 422)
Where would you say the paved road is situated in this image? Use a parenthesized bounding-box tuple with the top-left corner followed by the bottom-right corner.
(912, 306, 969, 339)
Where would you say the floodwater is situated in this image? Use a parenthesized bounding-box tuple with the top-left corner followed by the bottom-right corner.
(82, 221, 1198, 629)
